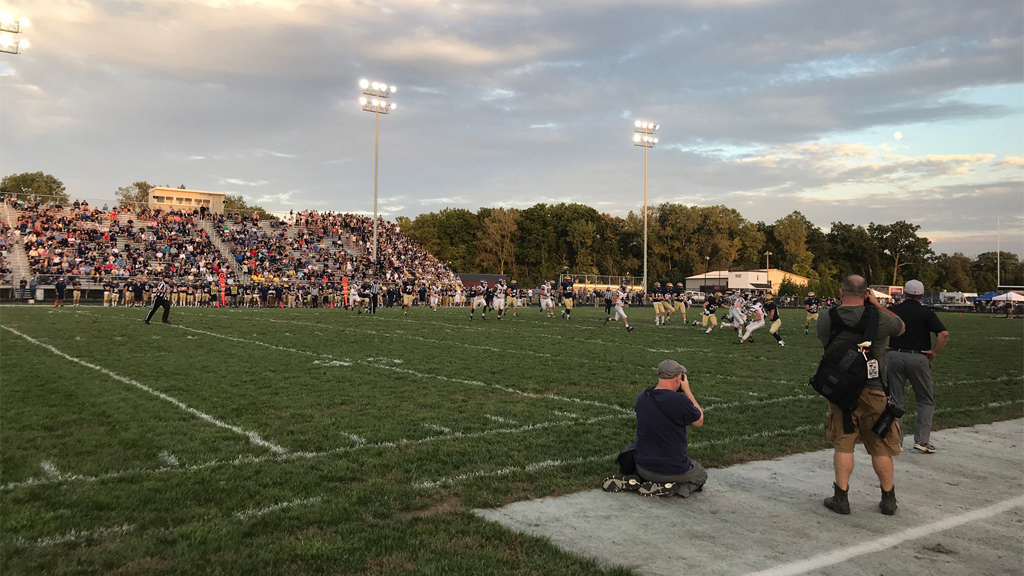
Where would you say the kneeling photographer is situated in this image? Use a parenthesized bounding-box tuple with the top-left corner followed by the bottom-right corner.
(604, 360, 707, 498)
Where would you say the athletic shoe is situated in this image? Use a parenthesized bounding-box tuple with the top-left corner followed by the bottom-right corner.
(913, 443, 936, 454)
(144, 320, 150, 324)
(779, 341, 786, 347)
(162, 321, 171, 324)
(605, 317, 611, 324)
(639, 481, 678, 497)
(627, 326, 634, 332)
(804, 329, 808, 335)
(733, 340, 744, 345)
(602, 475, 641, 492)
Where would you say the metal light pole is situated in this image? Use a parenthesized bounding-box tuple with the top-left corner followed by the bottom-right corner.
(704, 255, 710, 291)
(0, 14, 30, 55)
(765, 250, 772, 293)
(359, 79, 397, 277)
(633, 120, 658, 293)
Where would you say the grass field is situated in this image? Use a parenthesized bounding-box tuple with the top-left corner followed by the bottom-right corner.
(1, 303, 1021, 575)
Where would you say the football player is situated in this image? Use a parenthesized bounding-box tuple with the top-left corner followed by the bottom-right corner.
(651, 282, 666, 326)
(736, 296, 765, 344)
(667, 283, 687, 324)
(604, 284, 635, 332)
(470, 280, 489, 319)
(539, 281, 555, 317)
(560, 276, 575, 320)
(401, 278, 415, 316)
(504, 280, 520, 317)
(763, 293, 784, 346)
(804, 291, 821, 335)
(698, 292, 720, 334)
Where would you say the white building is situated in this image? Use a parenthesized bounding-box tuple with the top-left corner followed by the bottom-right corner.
(684, 269, 809, 294)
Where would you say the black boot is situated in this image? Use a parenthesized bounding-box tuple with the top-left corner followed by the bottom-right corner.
(879, 486, 898, 515)
(824, 483, 851, 514)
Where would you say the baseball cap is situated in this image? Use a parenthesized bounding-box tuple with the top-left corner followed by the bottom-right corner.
(657, 359, 687, 380)
(905, 279, 925, 295)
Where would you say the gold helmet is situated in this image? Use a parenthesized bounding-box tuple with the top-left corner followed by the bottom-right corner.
(808, 291, 815, 297)
(765, 293, 774, 301)
(654, 282, 661, 287)
(666, 283, 674, 287)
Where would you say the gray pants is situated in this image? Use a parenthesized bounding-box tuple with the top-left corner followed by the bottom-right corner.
(886, 350, 935, 445)
(636, 461, 708, 497)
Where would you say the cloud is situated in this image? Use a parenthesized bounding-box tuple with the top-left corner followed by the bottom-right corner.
(529, 123, 559, 130)
(221, 178, 269, 186)
(482, 88, 516, 102)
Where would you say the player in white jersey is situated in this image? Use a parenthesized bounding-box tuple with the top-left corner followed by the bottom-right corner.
(539, 282, 555, 317)
(349, 283, 361, 311)
(722, 292, 747, 334)
(736, 297, 765, 343)
(492, 279, 507, 319)
(429, 283, 440, 312)
(470, 281, 489, 319)
(604, 285, 635, 332)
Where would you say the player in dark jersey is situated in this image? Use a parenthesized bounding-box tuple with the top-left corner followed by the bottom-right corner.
(763, 293, 785, 346)
(651, 282, 666, 326)
(401, 279, 415, 316)
(560, 277, 575, 320)
(697, 292, 720, 334)
(466, 284, 481, 319)
(804, 291, 821, 335)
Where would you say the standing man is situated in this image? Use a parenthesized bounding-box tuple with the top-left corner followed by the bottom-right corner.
(817, 275, 905, 516)
(54, 277, 67, 307)
(805, 291, 821, 335)
(886, 279, 949, 454)
(401, 278, 415, 316)
(145, 276, 173, 324)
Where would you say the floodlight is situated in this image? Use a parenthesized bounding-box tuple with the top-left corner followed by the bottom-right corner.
(389, 85, 396, 93)
(19, 17, 28, 28)
(359, 97, 368, 105)
(360, 79, 370, 89)
(0, 34, 11, 47)
(389, 102, 396, 110)
(18, 38, 28, 50)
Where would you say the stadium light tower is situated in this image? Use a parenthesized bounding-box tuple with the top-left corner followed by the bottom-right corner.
(358, 78, 397, 274)
(633, 120, 658, 293)
(0, 14, 30, 55)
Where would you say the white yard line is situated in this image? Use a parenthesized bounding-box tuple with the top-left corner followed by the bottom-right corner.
(486, 414, 518, 425)
(40, 460, 61, 478)
(744, 496, 1024, 576)
(158, 451, 180, 467)
(0, 324, 289, 455)
(423, 423, 452, 434)
(235, 496, 323, 520)
(8, 524, 136, 548)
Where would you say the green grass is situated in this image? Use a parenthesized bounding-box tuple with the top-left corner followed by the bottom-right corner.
(1, 303, 1021, 575)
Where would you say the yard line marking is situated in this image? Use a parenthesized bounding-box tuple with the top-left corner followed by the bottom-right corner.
(553, 411, 578, 418)
(0, 414, 625, 492)
(423, 423, 452, 434)
(235, 496, 323, 520)
(359, 359, 632, 415)
(486, 414, 518, 425)
(744, 496, 1024, 576)
(344, 433, 368, 445)
(702, 395, 818, 411)
(40, 461, 61, 479)
(0, 324, 289, 456)
(8, 524, 136, 548)
(312, 359, 353, 367)
(414, 424, 824, 490)
(268, 317, 554, 358)
(169, 324, 332, 359)
(158, 451, 180, 467)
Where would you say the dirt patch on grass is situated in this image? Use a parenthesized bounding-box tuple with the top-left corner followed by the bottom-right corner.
(399, 493, 463, 518)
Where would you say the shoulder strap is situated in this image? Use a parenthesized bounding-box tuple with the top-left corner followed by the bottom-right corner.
(823, 307, 843, 348)
(644, 387, 684, 427)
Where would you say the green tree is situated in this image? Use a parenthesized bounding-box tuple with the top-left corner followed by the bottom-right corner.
(0, 172, 69, 204)
(773, 212, 809, 270)
(868, 221, 933, 286)
(115, 181, 154, 207)
(972, 252, 1023, 292)
(223, 194, 276, 220)
(476, 208, 519, 274)
(827, 222, 881, 282)
(934, 253, 975, 292)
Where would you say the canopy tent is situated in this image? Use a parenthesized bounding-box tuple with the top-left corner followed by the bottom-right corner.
(975, 291, 1001, 301)
(870, 289, 892, 300)
(990, 292, 1024, 301)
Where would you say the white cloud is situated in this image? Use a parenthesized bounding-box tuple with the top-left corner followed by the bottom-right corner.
(529, 123, 559, 130)
(482, 88, 516, 102)
(221, 178, 269, 186)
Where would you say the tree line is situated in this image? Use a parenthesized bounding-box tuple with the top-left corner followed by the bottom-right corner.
(2, 171, 1019, 295)
(396, 203, 1022, 296)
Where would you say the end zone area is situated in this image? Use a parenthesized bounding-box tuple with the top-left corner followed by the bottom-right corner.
(1, 305, 1021, 574)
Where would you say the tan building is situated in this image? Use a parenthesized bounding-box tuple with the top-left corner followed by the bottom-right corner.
(148, 187, 226, 214)
(684, 269, 808, 294)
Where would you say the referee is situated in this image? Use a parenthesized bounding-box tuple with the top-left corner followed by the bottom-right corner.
(886, 279, 949, 453)
(145, 276, 173, 324)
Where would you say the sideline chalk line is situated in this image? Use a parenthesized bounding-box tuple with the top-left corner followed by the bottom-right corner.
(1, 324, 289, 455)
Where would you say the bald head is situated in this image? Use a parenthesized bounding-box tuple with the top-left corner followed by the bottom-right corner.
(840, 275, 868, 304)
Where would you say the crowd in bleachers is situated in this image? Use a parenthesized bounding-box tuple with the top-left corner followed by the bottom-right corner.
(1, 218, 14, 284)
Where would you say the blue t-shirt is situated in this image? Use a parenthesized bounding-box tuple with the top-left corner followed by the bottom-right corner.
(634, 388, 703, 475)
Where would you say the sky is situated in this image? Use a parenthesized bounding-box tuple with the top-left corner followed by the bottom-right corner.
(1, 0, 1022, 257)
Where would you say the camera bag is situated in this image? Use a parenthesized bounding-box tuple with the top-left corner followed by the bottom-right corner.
(809, 306, 879, 433)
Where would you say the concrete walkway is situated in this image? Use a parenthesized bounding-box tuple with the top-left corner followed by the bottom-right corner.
(477, 419, 1024, 576)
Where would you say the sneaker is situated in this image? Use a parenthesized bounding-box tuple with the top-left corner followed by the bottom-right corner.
(144, 319, 150, 324)
(913, 443, 936, 454)
(162, 321, 171, 324)
(779, 341, 785, 347)
(627, 326, 634, 332)
(639, 481, 678, 497)
(602, 475, 641, 492)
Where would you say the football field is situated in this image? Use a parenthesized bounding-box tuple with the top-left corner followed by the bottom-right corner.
(1, 304, 1021, 575)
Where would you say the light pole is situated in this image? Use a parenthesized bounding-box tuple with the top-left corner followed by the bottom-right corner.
(765, 250, 772, 293)
(359, 79, 397, 277)
(704, 255, 710, 291)
(0, 14, 30, 55)
(633, 120, 658, 293)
